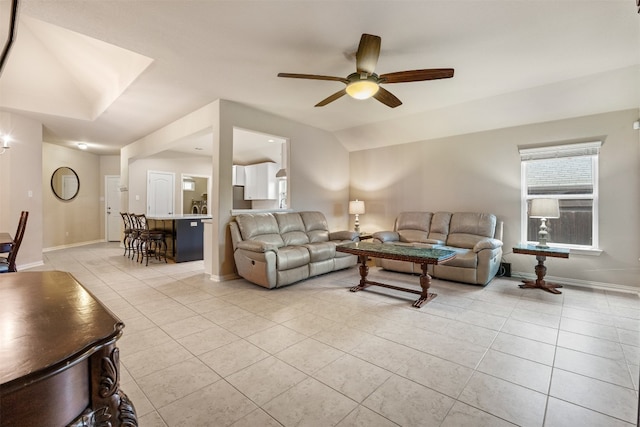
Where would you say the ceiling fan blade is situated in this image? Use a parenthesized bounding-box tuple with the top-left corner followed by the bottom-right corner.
(356, 34, 381, 75)
(278, 73, 349, 84)
(380, 68, 454, 84)
(315, 89, 347, 107)
(373, 87, 402, 108)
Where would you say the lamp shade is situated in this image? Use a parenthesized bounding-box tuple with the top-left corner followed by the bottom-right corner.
(349, 200, 365, 215)
(530, 198, 560, 218)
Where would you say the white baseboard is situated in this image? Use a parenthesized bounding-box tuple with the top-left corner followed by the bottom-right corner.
(511, 272, 639, 295)
(209, 273, 240, 282)
(43, 239, 105, 252)
(19, 260, 45, 271)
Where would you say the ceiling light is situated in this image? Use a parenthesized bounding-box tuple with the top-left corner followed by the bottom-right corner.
(345, 73, 379, 100)
(78, 143, 88, 150)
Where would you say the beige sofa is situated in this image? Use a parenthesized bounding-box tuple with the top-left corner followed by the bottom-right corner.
(230, 211, 358, 288)
(373, 211, 503, 285)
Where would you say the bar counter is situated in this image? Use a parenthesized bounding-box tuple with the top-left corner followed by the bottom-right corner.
(147, 214, 212, 262)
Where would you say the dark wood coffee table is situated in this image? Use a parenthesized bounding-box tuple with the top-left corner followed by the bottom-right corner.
(336, 242, 456, 308)
(513, 243, 570, 294)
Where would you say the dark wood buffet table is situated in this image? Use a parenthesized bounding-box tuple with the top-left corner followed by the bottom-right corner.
(0, 271, 137, 427)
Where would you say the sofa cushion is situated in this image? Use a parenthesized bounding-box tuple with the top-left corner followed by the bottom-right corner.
(396, 212, 432, 243)
(275, 212, 310, 246)
(447, 213, 496, 249)
(304, 242, 336, 262)
(438, 246, 477, 269)
(276, 246, 310, 270)
(236, 213, 285, 247)
(300, 211, 330, 243)
(429, 212, 452, 242)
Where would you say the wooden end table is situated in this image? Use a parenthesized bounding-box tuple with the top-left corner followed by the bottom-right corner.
(513, 243, 569, 294)
(336, 242, 456, 308)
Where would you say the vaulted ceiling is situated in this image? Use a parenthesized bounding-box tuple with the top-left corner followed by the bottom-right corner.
(0, 0, 638, 155)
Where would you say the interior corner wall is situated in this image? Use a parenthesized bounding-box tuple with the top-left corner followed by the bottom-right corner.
(349, 109, 640, 289)
(43, 143, 101, 249)
(0, 112, 43, 269)
(214, 100, 351, 280)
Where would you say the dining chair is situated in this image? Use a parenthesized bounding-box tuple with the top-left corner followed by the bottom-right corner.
(0, 211, 29, 273)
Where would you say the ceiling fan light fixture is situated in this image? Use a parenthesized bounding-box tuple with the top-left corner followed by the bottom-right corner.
(346, 78, 379, 100)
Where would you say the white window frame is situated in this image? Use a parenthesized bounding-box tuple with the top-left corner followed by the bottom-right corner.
(519, 141, 602, 255)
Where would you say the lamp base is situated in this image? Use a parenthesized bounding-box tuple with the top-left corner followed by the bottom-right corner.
(537, 219, 549, 248)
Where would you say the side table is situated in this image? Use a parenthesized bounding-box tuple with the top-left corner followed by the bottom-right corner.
(513, 243, 569, 294)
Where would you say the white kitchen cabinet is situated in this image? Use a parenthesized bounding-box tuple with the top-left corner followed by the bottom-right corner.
(232, 165, 245, 186)
(244, 162, 279, 200)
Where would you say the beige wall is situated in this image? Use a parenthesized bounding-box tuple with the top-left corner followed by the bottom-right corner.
(43, 143, 102, 249)
(350, 109, 640, 289)
(121, 99, 351, 281)
(128, 156, 212, 215)
(0, 112, 43, 269)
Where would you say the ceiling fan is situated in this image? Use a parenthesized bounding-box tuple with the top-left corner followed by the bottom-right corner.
(278, 33, 454, 108)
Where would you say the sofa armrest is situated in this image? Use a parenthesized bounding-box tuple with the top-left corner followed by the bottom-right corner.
(373, 231, 400, 243)
(236, 240, 279, 253)
(473, 238, 503, 252)
(330, 230, 359, 241)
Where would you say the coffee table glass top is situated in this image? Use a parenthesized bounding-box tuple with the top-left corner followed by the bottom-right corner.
(338, 241, 456, 262)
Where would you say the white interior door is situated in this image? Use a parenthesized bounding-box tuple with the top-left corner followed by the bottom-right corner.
(105, 176, 121, 241)
(147, 171, 175, 216)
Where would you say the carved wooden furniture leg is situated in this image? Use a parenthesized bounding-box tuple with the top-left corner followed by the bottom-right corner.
(350, 255, 370, 292)
(413, 262, 438, 308)
(519, 255, 563, 294)
(70, 343, 138, 427)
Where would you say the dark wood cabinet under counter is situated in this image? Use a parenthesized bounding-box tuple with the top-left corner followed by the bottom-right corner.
(147, 214, 212, 262)
(0, 271, 137, 427)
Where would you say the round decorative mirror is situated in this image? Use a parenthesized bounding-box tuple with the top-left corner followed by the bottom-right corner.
(51, 167, 80, 201)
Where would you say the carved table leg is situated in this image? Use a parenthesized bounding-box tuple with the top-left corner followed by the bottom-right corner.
(78, 343, 138, 427)
(350, 255, 370, 292)
(413, 262, 437, 308)
(519, 255, 563, 294)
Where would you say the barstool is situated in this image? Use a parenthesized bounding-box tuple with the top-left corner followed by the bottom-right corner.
(120, 212, 135, 257)
(133, 214, 167, 265)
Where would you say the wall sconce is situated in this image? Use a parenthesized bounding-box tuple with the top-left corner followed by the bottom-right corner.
(349, 199, 365, 233)
(530, 198, 560, 247)
(0, 135, 11, 155)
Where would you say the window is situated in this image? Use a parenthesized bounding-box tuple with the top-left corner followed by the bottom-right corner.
(520, 141, 601, 250)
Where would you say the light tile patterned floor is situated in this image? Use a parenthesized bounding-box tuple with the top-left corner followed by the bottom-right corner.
(30, 243, 639, 426)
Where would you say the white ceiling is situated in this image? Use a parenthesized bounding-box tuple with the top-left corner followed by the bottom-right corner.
(0, 0, 638, 156)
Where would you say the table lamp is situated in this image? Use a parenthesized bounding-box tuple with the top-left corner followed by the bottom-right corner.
(530, 198, 560, 248)
(349, 199, 365, 233)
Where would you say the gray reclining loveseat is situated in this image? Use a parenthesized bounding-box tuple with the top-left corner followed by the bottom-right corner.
(230, 211, 358, 288)
(373, 211, 503, 285)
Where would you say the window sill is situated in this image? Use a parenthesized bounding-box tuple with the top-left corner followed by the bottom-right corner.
(568, 247, 603, 256)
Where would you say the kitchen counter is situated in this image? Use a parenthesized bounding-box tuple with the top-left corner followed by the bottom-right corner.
(147, 214, 212, 221)
(147, 215, 211, 262)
